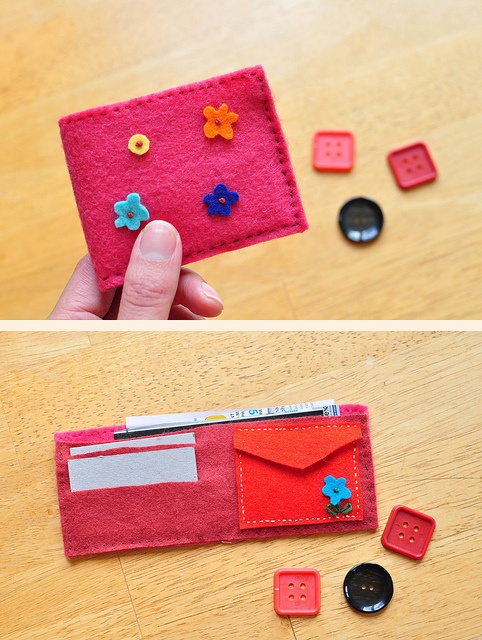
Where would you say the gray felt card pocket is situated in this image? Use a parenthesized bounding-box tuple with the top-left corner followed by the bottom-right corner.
(67, 432, 198, 492)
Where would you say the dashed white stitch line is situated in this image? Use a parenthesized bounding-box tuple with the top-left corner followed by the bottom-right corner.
(239, 424, 358, 432)
(239, 456, 245, 517)
(352, 443, 360, 514)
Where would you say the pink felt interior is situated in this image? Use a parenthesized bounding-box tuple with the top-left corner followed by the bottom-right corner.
(55, 405, 377, 557)
(59, 65, 308, 291)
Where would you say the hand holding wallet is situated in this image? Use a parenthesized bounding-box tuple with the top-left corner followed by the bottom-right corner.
(55, 404, 377, 557)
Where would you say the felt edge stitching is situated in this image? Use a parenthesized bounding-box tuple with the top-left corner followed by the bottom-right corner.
(255, 71, 301, 223)
(236, 424, 363, 525)
(60, 68, 259, 126)
(55, 426, 119, 442)
(57, 441, 75, 555)
(100, 221, 303, 284)
(360, 413, 378, 529)
(352, 441, 360, 515)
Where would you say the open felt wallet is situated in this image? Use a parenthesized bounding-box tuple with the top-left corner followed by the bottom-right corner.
(59, 65, 308, 291)
(54, 404, 377, 558)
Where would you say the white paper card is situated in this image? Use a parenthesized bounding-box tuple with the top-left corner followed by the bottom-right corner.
(68, 446, 198, 492)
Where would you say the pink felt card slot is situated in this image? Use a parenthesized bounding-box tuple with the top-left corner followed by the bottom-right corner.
(59, 65, 308, 291)
(54, 405, 377, 557)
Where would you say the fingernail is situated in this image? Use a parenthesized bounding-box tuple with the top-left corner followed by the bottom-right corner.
(201, 282, 224, 308)
(139, 221, 179, 261)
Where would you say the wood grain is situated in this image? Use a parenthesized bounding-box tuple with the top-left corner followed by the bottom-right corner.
(0, 331, 480, 639)
(0, 1, 481, 319)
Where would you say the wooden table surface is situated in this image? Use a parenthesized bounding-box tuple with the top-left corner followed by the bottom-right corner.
(0, 330, 480, 639)
(0, 1, 481, 319)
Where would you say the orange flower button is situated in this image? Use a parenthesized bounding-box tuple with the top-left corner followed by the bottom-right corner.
(203, 104, 238, 140)
(128, 134, 150, 155)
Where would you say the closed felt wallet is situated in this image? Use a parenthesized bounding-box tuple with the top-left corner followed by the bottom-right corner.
(59, 65, 308, 291)
(55, 405, 377, 557)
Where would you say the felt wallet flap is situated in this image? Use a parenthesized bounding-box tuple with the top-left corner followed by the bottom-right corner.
(233, 420, 363, 470)
(59, 64, 308, 291)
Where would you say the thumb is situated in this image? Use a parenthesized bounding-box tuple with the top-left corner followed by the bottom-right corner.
(117, 220, 182, 319)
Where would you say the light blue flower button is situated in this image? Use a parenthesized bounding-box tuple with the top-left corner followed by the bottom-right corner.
(114, 193, 150, 231)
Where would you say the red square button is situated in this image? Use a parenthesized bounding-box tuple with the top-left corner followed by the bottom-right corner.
(313, 131, 354, 172)
(273, 568, 321, 616)
(381, 505, 436, 560)
(387, 142, 437, 189)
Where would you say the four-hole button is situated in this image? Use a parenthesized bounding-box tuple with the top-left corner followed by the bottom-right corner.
(313, 131, 354, 172)
(387, 141, 437, 189)
(381, 505, 436, 560)
(273, 568, 321, 616)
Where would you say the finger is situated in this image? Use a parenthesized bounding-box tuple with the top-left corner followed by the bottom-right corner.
(169, 304, 207, 320)
(173, 268, 224, 318)
(117, 220, 182, 320)
(48, 255, 115, 319)
(102, 288, 123, 319)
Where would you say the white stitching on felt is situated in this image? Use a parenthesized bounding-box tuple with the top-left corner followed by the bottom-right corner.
(353, 442, 360, 514)
(239, 424, 358, 432)
(238, 453, 246, 521)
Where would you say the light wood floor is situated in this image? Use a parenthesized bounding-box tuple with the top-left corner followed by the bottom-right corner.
(0, 331, 480, 638)
(0, 1, 481, 319)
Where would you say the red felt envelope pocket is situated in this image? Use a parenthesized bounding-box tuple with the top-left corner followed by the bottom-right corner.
(234, 420, 364, 529)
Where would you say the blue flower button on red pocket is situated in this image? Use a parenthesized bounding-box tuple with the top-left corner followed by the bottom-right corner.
(381, 505, 436, 560)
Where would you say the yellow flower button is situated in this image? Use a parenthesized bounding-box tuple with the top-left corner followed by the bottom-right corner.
(128, 134, 150, 155)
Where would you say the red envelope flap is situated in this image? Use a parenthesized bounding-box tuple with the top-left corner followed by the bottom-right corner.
(233, 420, 362, 470)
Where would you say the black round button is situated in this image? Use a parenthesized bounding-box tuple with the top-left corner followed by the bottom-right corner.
(338, 197, 384, 243)
(343, 563, 394, 614)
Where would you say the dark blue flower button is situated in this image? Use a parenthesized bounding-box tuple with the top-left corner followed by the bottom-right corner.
(203, 183, 239, 216)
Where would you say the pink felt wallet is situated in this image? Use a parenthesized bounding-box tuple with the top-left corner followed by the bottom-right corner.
(59, 65, 308, 291)
(55, 405, 377, 557)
